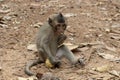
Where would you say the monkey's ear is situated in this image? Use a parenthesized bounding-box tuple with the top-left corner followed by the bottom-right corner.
(48, 18, 52, 24)
(59, 13, 63, 17)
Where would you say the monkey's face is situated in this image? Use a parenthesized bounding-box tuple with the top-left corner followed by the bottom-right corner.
(48, 13, 67, 35)
(55, 23, 67, 34)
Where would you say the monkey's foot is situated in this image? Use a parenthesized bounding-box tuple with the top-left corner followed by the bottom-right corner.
(54, 61, 61, 68)
(78, 57, 85, 67)
(74, 57, 85, 68)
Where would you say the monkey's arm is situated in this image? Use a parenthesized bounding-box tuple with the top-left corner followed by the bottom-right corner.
(42, 38, 60, 65)
(57, 34, 67, 45)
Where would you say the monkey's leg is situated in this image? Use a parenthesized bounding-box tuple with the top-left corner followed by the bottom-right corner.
(56, 45, 85, 66)
(56, 45, 77, 65)
(38, 50, 47, 62)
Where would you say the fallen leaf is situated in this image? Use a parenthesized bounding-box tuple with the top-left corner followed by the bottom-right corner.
(109, 70, 120, 77)
(95, 65, 111, 72)
(95, 41, 117, 52)
(63, 43, 79, 50)
(78, 47, 89, 52)
(27, 43, 79, 52)
(18, 76, 38, 80)
(98, 53, 114, 59)
(97, 52, 120, 62)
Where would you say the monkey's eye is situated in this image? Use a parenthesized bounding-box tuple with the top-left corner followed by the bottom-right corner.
(56, 24, 61, 27)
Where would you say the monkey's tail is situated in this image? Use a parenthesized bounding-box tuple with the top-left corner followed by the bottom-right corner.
(24, 59, 44, 76)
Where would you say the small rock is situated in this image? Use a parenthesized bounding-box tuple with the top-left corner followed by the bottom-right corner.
(27, 44, 37, 52)
(68, 37, 74, 41)
(67, 26, 71, 28)
(14, 26, 19, 29)
(14, 21, 20, 24)
(0, 66, 2, 71)
(3, 15, 12, 21)
(105, 28, 111, 33)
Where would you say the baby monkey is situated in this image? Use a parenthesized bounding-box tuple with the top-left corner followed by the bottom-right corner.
(25, 13, 85, 76)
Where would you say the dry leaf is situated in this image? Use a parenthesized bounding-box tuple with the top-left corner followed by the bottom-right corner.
(79, 42, 102, 47)
(97, 53, 114, 59)
(110, 36, 120, 40)
(96, 41, 117, 52)
(97, 52, 120, 62)
(109, 70, 120, 77)
(18, 76, 38, 80)
(27, 43, 79, 52)
(78, 47, 89, 52)
(95, 65, 111, 72)
(63, 43, 79, 50)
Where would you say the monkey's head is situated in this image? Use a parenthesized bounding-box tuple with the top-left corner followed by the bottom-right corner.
(48, 13, 67, 35)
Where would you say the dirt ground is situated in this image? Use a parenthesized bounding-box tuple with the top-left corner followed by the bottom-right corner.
(0, 0, 120, 80)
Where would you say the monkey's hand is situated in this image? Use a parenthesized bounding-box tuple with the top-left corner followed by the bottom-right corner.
(50, 57, 61, 68)
(57, 34, 67, 45)
(45, 57, 61, 68)
(54, 60, 61, 68)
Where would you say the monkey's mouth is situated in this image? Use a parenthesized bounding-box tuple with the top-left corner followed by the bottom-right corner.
(56, 30, 64, 35)
(60, 33, 64, 35)
(59, 33, 64, 36)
